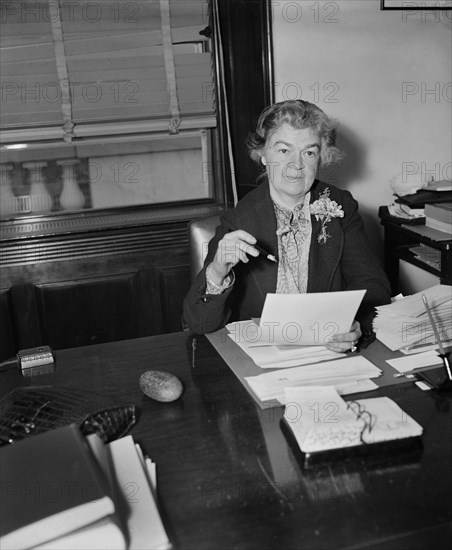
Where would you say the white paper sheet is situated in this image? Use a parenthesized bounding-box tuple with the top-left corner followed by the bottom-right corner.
(226, 320, 342, 368)
(277, 379, 378, 404)
(256, 290, 367, 346)
(386, 350, 443, 373)
(245, 355, 381, 402)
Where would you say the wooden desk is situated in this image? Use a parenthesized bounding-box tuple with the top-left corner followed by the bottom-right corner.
(1, 332, 452, 549)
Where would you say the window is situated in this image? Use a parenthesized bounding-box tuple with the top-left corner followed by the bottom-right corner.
(0, 0, 216, 219)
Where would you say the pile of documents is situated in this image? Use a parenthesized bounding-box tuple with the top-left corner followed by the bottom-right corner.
(223, 290, 383, 404)
(245, 356, 381, 403)
(373, 284, 452, 353)
(226, 320, 343, 369)
(226, 289, 367, 369)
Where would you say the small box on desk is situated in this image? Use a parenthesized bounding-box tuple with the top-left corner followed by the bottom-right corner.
(281, 395, 423, 470)
(17, 346, 55, 376)
(281, 419, 423, 470)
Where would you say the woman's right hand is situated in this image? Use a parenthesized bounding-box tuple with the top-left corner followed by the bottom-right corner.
(207, 230, 259, 285)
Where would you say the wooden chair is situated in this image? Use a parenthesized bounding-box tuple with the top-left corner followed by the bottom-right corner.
(187, 215, 220, 281)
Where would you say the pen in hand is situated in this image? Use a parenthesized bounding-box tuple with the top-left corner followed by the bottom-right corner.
(225, 223, 278, 263)
(251, 243, 278, 263)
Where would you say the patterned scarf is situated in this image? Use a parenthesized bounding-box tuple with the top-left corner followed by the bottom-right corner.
(273, 193, 312, 293)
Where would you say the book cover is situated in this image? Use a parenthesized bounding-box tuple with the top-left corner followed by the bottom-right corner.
(395, 189, 452, 208)
(426, 180, 452, 192)
(425, 217, 452, 235)
(32, 517, 126, 550)
(0, 424, 115, 550)
(32, 433, 127, 550)
(425, 202, 452, 224)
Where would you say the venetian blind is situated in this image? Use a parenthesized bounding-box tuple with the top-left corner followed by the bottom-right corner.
(0, 0, 215, 142)
(0, 2, 63, 136)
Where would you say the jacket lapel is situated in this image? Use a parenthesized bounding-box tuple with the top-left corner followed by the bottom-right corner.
(235, 183, 278, 300)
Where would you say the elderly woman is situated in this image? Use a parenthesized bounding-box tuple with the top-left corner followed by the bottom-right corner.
(183, 100, 391, 352)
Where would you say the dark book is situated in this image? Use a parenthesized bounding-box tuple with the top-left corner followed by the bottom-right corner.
(395, 189, 452, 208)
(0, 424, 115, 550)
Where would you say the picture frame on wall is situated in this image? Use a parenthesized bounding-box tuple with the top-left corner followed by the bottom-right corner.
(381, 0, 451, 8)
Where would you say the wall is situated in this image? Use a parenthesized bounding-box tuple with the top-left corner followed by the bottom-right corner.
(272, 0, 451, 292)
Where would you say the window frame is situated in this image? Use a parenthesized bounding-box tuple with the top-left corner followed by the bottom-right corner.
(0, 0, 274, 240)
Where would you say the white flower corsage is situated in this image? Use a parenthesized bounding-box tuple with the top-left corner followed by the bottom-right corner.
(309, 188, 344, 244)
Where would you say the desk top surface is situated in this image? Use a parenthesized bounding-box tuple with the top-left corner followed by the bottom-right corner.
(1, 332, 452, 550)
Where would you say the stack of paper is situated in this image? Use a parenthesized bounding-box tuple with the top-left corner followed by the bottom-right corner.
(245, 356, 381, 403)
(227, 320, 342, 368)
(373, 284, 452, 353)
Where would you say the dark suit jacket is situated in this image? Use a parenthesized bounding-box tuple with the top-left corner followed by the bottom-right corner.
(183, 180, 391, 335)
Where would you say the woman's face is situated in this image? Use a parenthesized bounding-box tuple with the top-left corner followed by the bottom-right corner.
(261, 123, 320, 208)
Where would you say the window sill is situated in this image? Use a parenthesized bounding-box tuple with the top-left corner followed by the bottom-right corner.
(0, 201, 225, 242)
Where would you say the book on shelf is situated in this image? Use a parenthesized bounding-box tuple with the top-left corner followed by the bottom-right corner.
(282, 386, 423, 468)
(425, 202, 452, 235)
(395, 189, 452, 208)
(426, 179, 452, 192)
(425, 217, 452, 235)
(425, 202, 452, 223)
(0, 424, 115, 550)
(388, 203, 425, 219)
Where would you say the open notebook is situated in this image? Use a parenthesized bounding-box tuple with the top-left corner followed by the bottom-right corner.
(282, 386, 423, 467)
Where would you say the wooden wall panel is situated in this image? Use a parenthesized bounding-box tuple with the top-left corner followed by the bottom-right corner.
(158, 265, 192, 333)
(10, 284, 43, 350)
(0, 289, 16, 360)
(35, 273, 147, 349)
(0, 219, 195, 359)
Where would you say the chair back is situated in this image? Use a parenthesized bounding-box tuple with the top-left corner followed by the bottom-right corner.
(188, 215, 220, 281)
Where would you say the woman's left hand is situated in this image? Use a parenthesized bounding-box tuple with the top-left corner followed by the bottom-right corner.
(325, 320, 362, 353)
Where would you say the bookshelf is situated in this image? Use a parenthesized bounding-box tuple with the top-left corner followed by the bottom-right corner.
(379, 206, 452, 294)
